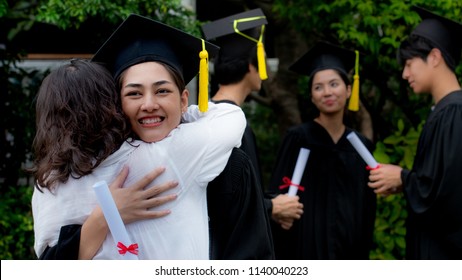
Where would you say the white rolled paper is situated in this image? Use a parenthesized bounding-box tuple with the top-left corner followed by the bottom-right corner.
(288, 148, 310, 196)
(93, 181, 138, 260)
(346, 131, 378, 169)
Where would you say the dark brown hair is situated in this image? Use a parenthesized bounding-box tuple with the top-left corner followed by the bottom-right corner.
(30, 59, 130, 190)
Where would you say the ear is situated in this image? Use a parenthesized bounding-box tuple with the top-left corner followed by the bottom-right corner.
(428, 48, 443, 67)
(181, 89, 189, 112)
(248, 63, 256, 73)
(346, 84, 352, 99)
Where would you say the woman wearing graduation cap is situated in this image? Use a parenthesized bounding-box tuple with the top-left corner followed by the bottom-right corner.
(31, 59, 179, 260)
(268, 41, 377, 260)
(32, 14, 246, 259)
(368, 6, 462, 259)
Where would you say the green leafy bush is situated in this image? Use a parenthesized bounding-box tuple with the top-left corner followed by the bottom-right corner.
(0, 184, 35, 259)
(370, 119, 423, 259)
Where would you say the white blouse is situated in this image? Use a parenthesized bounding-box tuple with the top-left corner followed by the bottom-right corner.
(32, 102, 245, 259)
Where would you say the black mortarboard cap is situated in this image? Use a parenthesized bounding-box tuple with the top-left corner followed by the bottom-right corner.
(411, 6, 462, 66)
(92, 14, 219, 84)
(289, 41, 361, 111)
(289, 41, 355, 78)
(201, 8, 268, 79)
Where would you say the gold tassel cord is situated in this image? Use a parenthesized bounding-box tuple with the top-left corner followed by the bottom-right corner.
(257, 41, 268, 80)
(233, 16, 268, 80)
(198, 39, 209, 113)
(257, 25, 268, 80)
(348, 50, 360, 111)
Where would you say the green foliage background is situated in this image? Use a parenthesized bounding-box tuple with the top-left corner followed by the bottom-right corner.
(1, 0, 461, 259)
(369, 119, 423, 259)
(0, 185, 34, 259)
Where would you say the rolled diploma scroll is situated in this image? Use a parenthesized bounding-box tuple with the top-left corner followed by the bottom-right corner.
(346, 132, 378, 169)
(288, 148, 310, 196)
(93, 181, 138, 260)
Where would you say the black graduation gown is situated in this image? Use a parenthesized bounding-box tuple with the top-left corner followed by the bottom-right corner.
(212, 100, 273, 215)
(207, 148, 275, 259)
(402, 90, 462, 260)
(39, 225, 81, 259)
(268, 121, 377, 260)
(241, 124, 274, 214)
(241, 125, 262, 180)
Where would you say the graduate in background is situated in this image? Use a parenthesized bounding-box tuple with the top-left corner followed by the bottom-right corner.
(268, 42, 377, 259)
(202, 10, 303, 228)
(368, 6, 462, 259)
(201, 8, 287, 260)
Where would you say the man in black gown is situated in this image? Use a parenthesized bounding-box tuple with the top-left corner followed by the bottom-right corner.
(368, 6, 462, 259)
(202, 8, 303, 259)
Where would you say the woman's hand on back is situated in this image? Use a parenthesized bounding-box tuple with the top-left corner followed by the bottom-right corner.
(110, 166, 178, 224)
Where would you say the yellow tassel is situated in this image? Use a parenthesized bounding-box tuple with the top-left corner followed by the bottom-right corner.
(348, 74, 360, 111)
(198, 41, 209, 113)
(233, 18, 267, 80)
(257, 41, 268, 80)
(348, 50, 360, 111)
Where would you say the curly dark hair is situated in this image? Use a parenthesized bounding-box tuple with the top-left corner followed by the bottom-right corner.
(30, 59, 130, 190)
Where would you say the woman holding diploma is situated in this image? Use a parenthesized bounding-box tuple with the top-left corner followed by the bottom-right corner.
(30, 60, 179, 259)
(31, 14, 245, 259)
(268, 41, 377, 259)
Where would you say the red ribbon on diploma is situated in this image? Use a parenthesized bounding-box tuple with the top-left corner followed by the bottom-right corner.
(279, 176, 305, 192)
(117, 242, 139, 255)
(366, 164, 381, 170)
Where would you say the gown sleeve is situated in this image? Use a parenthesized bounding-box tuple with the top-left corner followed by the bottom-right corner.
(267, 128, 305, 259)
(207, 148, 275, 259)
(402, 101, 462, 254)
(403, 105, 462, 213)
(39, 225, 81, 260)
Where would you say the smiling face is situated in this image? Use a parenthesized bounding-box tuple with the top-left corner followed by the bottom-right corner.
(120, 61, 189, 142)
(310, 69, 351, 115)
